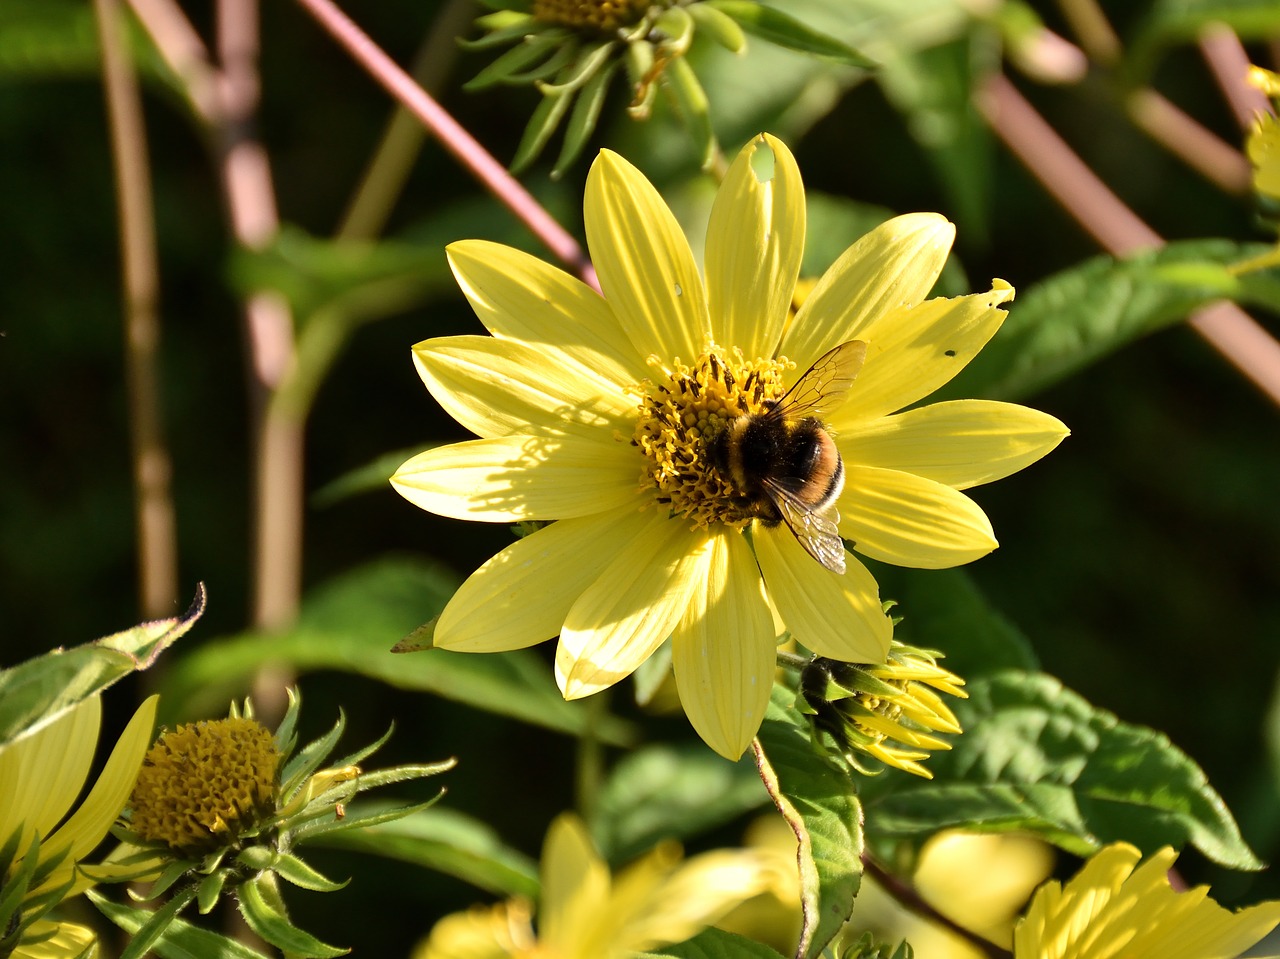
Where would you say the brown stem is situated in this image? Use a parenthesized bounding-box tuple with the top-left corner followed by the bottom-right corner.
(94, 0, 180, 619)
(1126, 88, 1251, 195)
(976, 72, 1280, 410)
(1054, 0, 1120, 66)
(862, 855, 1011, 958)
(1199, 24, 1271, 130)
(293, 0, 597, 287)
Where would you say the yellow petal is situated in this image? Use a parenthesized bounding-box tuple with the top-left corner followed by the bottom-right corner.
(557, 516, 707, 699)
(39, 695, 158, 895)
(780, 213, 954, 371)
(0, 697, 99, 851)
(1248, 113, 1280, 201)
(754, 525, 891, 663)
(447, 240, 648, 387)
(540, 814, 611, 955)
(705, 134, 805, 358)
(839, 466, 997, 569)
(411, 901, 531, 959)
(14, 919, 97, 959)
(839, 400, 1069, 490)
(392, 434, 641, 522)
(671, 529, 775, 759)
(585, 150, 709, 368)
(435, 505, 649, 652)
(412, 335, 634, 440)
(832, 283, 1015, 427)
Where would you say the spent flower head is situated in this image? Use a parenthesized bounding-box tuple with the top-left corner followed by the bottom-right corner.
(463, 0, 871, 175)
(1014, 842, 1280, 959)
(0, 694, 157, 959)
(109, 690, 454, 957)
(413, 812, 781, 959)
(393, 133, 1067, 759)
(799, 642, 966, 779)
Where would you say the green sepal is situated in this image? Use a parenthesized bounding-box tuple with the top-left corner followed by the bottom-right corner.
(234, 849, 349, 893)
(653, 4, 695, 56)
(273, 687, 302, 767)
(463, 30, 571, 90)
(279, 710, 346, 799)
(510, 86, 576, 173)
(474, 0, 531, 13)
(536, 39, 616, 95)
(329, 721, 395, 769)
(688, 2, 746, 53)
(346, 761, 457, 791)
(625, 40, 658, 119)
(90, 888, 275, 959)
(552, 59, 621, 178)
(662, 56, 718, 173)
(294, 795, 446, 844)
(238, 875, 349, 958)
(195, 870, 228, 914)
(704, 0, 875, 67)
(116, 883, 200, 959)
(458, 18, 540, 52)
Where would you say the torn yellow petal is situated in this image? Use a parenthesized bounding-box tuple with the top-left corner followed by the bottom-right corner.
(412, 335, 634, 440)
(839, 466, 997, 569)
(447, 240, 648, 387)
(392, 434, 641, 522)
(755, 525, 891, 663)
(780, 212, 954, 371)
(558, 516, 708, 699)
(839, 400, 1069, 490)
(435, 506, 648, 652)
(585, 150, 709, 367)
(671, 529, 774, 759)
(705, 133, 805, 359)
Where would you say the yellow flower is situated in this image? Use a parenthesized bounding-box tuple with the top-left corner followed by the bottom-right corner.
(1014, 843, 1280, 959)
(392, 133, 1068, 759)
(0, 695, 158, 959)
(413, 812, 778, 959)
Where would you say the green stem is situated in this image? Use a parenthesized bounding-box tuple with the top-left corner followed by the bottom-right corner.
(574, 691, 608, 821)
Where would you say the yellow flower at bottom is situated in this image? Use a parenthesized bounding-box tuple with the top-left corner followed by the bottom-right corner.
(413, 813, 779, 959)
(393, 133, 1068, 759)
(0, 695, 158, 959)
(1014, 843, 1280, 959)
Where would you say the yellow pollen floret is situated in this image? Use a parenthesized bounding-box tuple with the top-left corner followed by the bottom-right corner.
(128, 717, 280, 855)
(632, 349, 791, 530)
(532, 0, 657, 32)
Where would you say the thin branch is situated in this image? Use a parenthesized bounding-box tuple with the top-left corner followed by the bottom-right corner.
(1199, 24, 1271, 130)
(293, 0, 597, 288)
(1126, 88, 1251, 195)
(862, 855, 1011, 959)
(976, 72, 1280, 410)
(94, 0, 180, 619)
(126, 0, 221, 123)
(1054, 0, 1120, 66)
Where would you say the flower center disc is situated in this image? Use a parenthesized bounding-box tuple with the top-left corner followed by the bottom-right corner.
(633, 350, 791, 530)
(532, 0, 655, 31)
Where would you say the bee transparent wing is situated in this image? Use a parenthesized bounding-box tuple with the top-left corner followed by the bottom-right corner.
(772, 340, 867, 420)
(762, 477, 847, 574)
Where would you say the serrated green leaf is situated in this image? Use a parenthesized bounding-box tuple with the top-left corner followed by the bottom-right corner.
(862, 671, 1262, 870)
(154, 558, 636, 745)
(705, 0, 875, 67)
(0, 584, 203, 747)
(864, 564, 1038, 678)
(754, 684, 863, 959)
(89, 889, 274, 959)
(640, 925, 790, 958)
(238, 876, 348, 958)
(1126, 0, 1280, 86)
(310, 804, 539, 898)
(936, 239, 1280, 402)
(590, 743, 769, 862)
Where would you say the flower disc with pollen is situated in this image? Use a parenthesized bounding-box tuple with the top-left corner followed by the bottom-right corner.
(129, 717, 279, 855)
(392, 133, 1068, 759)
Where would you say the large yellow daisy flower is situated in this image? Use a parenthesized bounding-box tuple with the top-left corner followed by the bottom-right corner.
(392, 133, 1067, 759)
(1014, 843, 1280, 959)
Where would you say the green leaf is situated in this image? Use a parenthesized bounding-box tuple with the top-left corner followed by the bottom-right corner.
(112, 885, 201, 959)
(590, 743, 769, 862)
(936, 240, 1280, 402)
(861, 671, 1262, 870)
(238, 875, 348, 958)
(706, 1, 876, 67)
(1126, 0, 1280, 85)
(754, 683, 863, 959)
(89, 889, 274, 959)
(154, 558, 636, 745)
(864, 564, 1039, 678)
(0, 583, 204, 747)
(640, 925, 790, 958)
(310, 804, 539, 898)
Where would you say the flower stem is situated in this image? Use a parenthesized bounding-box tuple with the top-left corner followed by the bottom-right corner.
(575, 691, 608, 821)
(292, 0, 599, 290)
(94, 0, 180, 619)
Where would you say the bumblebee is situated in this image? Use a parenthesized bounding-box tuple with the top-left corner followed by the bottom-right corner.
(709, 341, 866, 574)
